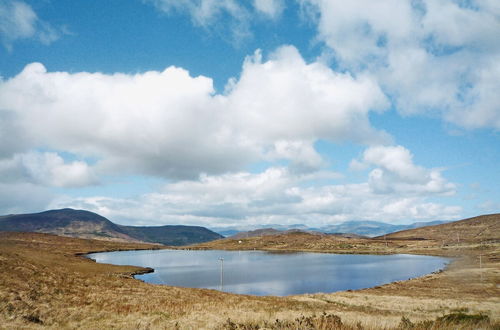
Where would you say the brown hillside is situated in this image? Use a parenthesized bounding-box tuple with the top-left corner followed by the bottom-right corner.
(230, 228, 282, 239)
(1, 230, 499, 328)
(382, 213, 499, 243)
(190, 231, 424, 255)
(230, 228, 325, 239)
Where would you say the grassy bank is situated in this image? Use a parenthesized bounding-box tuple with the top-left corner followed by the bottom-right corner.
(0, 231, 498, 329)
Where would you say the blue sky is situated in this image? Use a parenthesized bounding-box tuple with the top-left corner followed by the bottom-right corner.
(0, 0, 498, 228)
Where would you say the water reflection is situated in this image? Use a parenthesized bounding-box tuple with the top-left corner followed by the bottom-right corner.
(88, 250, 449, 296)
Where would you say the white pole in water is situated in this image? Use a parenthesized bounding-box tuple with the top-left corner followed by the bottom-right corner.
(219, 257, 224, 291)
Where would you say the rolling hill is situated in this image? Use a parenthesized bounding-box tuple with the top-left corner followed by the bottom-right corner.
(193, 213, 500, 254)
(0, 208, 223, 246)
(229, 228, 328, 239)
(119, 224, 223, 246)
(381, 213, 499, 243)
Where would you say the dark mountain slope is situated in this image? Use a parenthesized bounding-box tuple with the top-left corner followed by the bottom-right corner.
(0, 209, 134, 241)
(0, 209, 223, 245)
(119, 225, 223, 246)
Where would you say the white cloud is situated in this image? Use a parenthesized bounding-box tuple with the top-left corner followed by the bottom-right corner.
(0, 0, 64, 50)
(228, 47, 390, 145)
(144, 0, 251, 41)
(144, 0, 287, 41)
(477, 200, 500, 213)
(301, 0, 500, 130)
(0, 182, 53, 215)
(269, 140, 325, 173)
(0, 46, 389, 180)
(0, 151, 97, 188)
(364, 145, 427, 183)
(360, 145, 456, 196)
(145, 0, 245, 26)
(0, 1, 36, 43)
(253, 0, 284, 19)
(0, 108, 30, 158)
(50, 154, 460, 227)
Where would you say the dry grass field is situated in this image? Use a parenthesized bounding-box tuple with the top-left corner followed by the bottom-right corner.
(0, 214, 499, 329)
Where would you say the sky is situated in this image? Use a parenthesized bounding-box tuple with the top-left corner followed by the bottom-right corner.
(0, 0, 499, 229)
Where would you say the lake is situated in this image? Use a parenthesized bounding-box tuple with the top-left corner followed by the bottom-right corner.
(87, 249, 449, 296)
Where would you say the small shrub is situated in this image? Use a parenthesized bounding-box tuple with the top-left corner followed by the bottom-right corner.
(398, 316, 414, 329)
(221, 313, 343, 329)
(400, 313, 493, 330)
(23, 314, 43, 324)
(436, 312, 489, 324)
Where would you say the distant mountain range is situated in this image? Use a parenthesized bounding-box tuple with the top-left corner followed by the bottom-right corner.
(211, 220, 449, 238)
(0, 209, 223, 246)
(0, 208, 456, 245)
(318, 220, 450, 237)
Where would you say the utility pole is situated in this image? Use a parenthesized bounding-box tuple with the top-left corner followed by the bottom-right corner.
(219, 257, 224, 291)
(479, 255, 483, 282)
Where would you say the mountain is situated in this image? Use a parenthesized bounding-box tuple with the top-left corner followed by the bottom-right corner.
(0, 209, 222, 246)
(209, 224, 319, 237)
(211, 220, 450, 238)
(119, 225, 223, 246)
(320, 220, 449, 237)
(0, 209, 135, 241)
(382, 213, 500, 243)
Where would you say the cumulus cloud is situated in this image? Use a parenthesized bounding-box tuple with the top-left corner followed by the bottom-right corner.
(0, 46, 389, 180)
(0, 109, 30, 158)
(269, 140, 325, 173)
(0, 151, 97, 187)
(0, 0, 64, 50)
(301, 0, 500, 129)
(49, 146, 460, 228)
(228, 47, 390, 145)
(359, 145, 456, 196)
(50, 164, 461, 228)
(0, 182, 53, 215)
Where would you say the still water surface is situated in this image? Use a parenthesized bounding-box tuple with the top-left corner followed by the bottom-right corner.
(88, 249, 449, 296)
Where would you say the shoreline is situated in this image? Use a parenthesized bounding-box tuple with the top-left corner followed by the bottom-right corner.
(86, 247, 454, 297)
(1, 231, 498, 329)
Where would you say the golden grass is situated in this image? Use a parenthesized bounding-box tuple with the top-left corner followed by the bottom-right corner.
(0, 230, 499, 329)
(384, 213, 500, 243)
